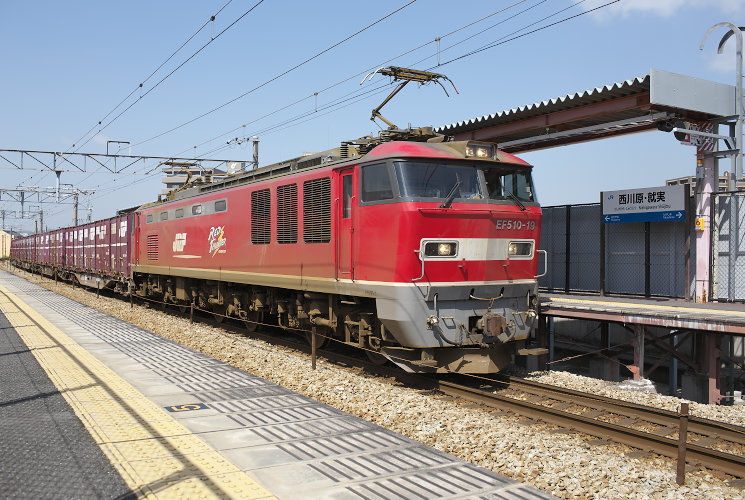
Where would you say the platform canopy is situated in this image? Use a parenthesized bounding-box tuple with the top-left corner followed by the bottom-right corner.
(436, 68, 737, 153)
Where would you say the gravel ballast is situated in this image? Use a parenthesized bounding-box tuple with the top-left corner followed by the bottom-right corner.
(7, 267, 745, 499)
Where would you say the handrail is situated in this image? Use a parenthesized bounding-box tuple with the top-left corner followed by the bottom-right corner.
(535, 249, 548, 278)
(412, 250, 425, 283)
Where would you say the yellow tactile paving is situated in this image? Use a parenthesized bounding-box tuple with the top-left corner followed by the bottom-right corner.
(0, 286, 276, 500)
(547, 296, 745, 317)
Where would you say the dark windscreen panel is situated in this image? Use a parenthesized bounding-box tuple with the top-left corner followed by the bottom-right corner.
(360, 163, 394, 202)
(394, 161, 483, 201)
(482, 166, 536, 202)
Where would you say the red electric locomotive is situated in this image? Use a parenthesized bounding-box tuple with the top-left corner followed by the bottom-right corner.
(10, 129, 543, 373)
(11, 65, 543, 374)
(126, 127, 543, 373)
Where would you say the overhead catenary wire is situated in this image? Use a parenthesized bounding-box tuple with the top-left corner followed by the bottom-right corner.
(37, 0, 621, 227)
(132, 0, 419, 148)
(442, 0, 621, 65)
(43, 0, 613, 222)
(173, 0, 532, 158)
(31, 0, 418, 226)
(49, 0, 250, 194)
(72, 0, 268, 154)
(190, 0, 613, 160)
(67, 0, 237, 156)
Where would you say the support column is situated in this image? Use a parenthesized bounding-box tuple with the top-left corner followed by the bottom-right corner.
(670, 333, 679, 397)
(705, 334, 722, 405)
(630, 324, 646, 381)
(536, 314, 548, 370)
(548, 317, 555, 370)
(695, 154, 716, 302)
(600, 321, 609, 353)
(636, 324, 646, 380)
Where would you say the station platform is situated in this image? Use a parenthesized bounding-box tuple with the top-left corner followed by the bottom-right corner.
(0, 269, 553, 499)
(537, 292, 745, 404)
(539, 293, 745, 335)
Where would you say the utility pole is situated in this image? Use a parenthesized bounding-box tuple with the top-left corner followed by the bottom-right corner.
(73, 192, 79, 226)
(39, 209, 43, 234)
(701, 23, 744, 186)
(55, 170, 62, 201)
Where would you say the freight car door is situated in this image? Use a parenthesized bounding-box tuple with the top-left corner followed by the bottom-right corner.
(337, 168, 355, 279)
(134, 213, 140, 266)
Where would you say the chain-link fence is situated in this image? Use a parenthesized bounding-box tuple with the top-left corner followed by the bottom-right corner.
(539, 204, 691, 298)
(713, 192, 745, 301)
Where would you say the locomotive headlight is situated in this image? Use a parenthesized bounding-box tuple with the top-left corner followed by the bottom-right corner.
(465, 143, 495, 159)
(508, 241, 532, 256)
(438, 243, 454, 255)
(424, 241, 457, 257)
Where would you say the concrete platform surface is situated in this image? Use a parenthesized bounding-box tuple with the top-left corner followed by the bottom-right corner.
(0, 269, 554, 499)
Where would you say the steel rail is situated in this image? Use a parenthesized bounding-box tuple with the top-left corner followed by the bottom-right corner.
(499, 377, 745, 446)
(429, 379, 745, 478)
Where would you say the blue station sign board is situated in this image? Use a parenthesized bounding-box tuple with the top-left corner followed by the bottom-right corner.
(602, 185, 685, 224)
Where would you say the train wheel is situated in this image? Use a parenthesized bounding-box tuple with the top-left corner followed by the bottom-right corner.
(365, 336, 388, 365)
(178, 304, 188, 314)
(242, 310, 264, 332)
(212, 306, 226, 323)
(305, 326, 330, 349)
(365, 350, 389, 365)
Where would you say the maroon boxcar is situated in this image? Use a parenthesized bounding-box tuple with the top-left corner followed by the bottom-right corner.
(111, 214, 131, 277)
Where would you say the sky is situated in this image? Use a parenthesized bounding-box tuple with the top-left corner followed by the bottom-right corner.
(1, 0, 743, 233)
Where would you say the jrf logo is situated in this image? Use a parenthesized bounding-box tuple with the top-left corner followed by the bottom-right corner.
(173, 233, 187, 252)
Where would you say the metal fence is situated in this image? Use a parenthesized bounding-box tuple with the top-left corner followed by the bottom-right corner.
(539, 204, 692, 298)
(714, 192, 745, 301)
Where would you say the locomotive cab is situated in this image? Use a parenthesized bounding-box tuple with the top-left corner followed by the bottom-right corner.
(347, 139, 542, 373)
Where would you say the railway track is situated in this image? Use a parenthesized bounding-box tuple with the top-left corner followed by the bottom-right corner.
(10, 266, 745, 480)
(203, 309, 745, 479)
(430, 376, 745, 479)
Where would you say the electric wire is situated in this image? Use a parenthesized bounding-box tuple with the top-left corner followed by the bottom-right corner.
(23, 0, 244, 222)
(191, 0, 602, 159)
(40, 0, 608, 224)
(73, 0, 266, 155)
(17, 0, 534, 216)
(35, 0, 620, 227)
(132, 0, 419, 148)
(442, 0, 620, 65)
(172, 0, 531, 158)
(65, 0, 238, 155)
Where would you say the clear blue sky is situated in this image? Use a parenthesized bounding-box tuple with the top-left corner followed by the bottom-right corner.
(1, 0, 743, 232)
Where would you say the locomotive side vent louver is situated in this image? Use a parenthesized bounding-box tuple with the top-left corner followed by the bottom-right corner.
(303, 177, 331, 243)
(276, 183, 298, 244)
(146, 234, 159, 260)
(251, 189, 271, 244)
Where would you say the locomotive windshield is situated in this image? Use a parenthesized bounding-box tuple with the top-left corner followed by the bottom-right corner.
(481, 165, 535, 202)
(362, 160, 536, 204)
(395, 161, 483, 200)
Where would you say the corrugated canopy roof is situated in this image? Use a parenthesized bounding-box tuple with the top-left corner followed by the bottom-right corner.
(435, 70, 734, 153)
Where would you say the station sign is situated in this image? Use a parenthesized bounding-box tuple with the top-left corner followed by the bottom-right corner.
(602, 185, 685, 224)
